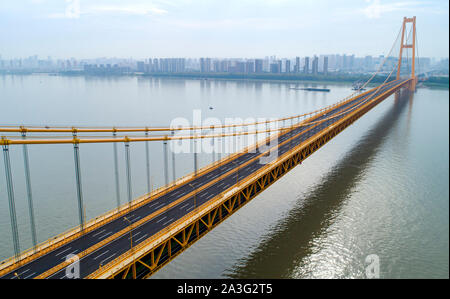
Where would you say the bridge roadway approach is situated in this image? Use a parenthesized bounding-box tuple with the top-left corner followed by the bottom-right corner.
(0, 78, 409, 279)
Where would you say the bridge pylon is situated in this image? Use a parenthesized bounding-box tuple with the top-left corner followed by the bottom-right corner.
(396, 16, 417, 90)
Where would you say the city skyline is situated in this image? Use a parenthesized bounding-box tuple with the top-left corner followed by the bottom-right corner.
(0, 0, 448, 59)
(2, 54, 443, 75)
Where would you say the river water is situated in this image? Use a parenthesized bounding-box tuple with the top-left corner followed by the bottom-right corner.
(0, 75, 448, 278)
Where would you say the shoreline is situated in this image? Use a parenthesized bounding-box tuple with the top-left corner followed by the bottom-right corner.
(1, 71, 448, 89)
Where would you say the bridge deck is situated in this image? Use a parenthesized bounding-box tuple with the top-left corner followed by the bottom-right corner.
(0, 78, 411, 279)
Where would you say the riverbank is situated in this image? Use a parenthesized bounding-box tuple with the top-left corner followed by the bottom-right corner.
(2, 70, 448, 88)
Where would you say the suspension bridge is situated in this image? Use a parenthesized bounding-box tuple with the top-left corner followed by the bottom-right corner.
(0, 17, 419, 279)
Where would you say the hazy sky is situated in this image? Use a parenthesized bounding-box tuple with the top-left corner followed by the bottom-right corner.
(0, 0, 448, 59)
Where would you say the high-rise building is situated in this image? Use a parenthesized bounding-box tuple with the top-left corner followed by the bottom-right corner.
(200, 58, 211, 73)
(220, 60, 229, 72)
(178, 58, 186, 72)
(270, 62, 280, 73)
(364, 55, 373, 71)
(304, 57, 310, 73)
(148, 59, 153, 72)
(349, 54, 355, 70)
(246, 60, 255, 73)
(312, 56, 319, 74)
(206, 58, 211, 72)
(255, 59, 263, 73)
(343, 54, 348, 70)
(213, 60, 220, 72)
(137, 61, 145, 72)
(153, 58, 159, 72)
(323, 56, 329, 75)
(159, 58, 166, 72)
(285, 60, 291, 73)
(236, 61, 246, 73)
(263, 56, 270, 72)
(295, 57, 300, 73)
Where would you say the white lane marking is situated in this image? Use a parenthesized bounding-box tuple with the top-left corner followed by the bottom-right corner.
(98, 231, 113, 240)
(135, 234, 148, 243)
(149, 201, 160, 208)
(22, 272, 36, 279)
(128, 231, 141, 240)
(162, 218, 174, 226)
(199, 192, 208, 198)
(156, 216, 167, 223)
(173, 190, 181, 196)
(55, 247, 72, 257)
(100, 253, 116, 265)
(61, 250, 79, 260)
(217, 182, 225, 187)
(186, 206, 194, 212)
(128, 214, 142, 222)
(93, 250, 110, 260)
(154, 203, 165, 210)
(18, 269, 30, 276)
(180, 202, 190, 209)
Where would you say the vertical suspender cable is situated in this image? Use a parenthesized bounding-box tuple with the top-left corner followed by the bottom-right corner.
(163, 139, 169, 187)
(211, 126, 215, 164)
(3, 144, 21, 259)
(290, 118, 294, 151)
(171, 131, 176, 185)
(124, 141, 133, 207)
(145, 130, 151, 194)
(234, 126, 238, 152)
(217, 127, 223, 161)
(256, 124, 259, 153)
(73, 138, 85, 231)
(194, 138, 198, 176)
(113, 131, 121, 210)
(21, 132, 37, 251)
(222, 126, 226, 157)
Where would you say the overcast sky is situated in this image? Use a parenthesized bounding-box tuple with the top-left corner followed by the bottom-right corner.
(0, 0, 448, 59)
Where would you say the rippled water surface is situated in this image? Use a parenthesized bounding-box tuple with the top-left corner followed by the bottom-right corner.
(0, 75, 448, 278)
